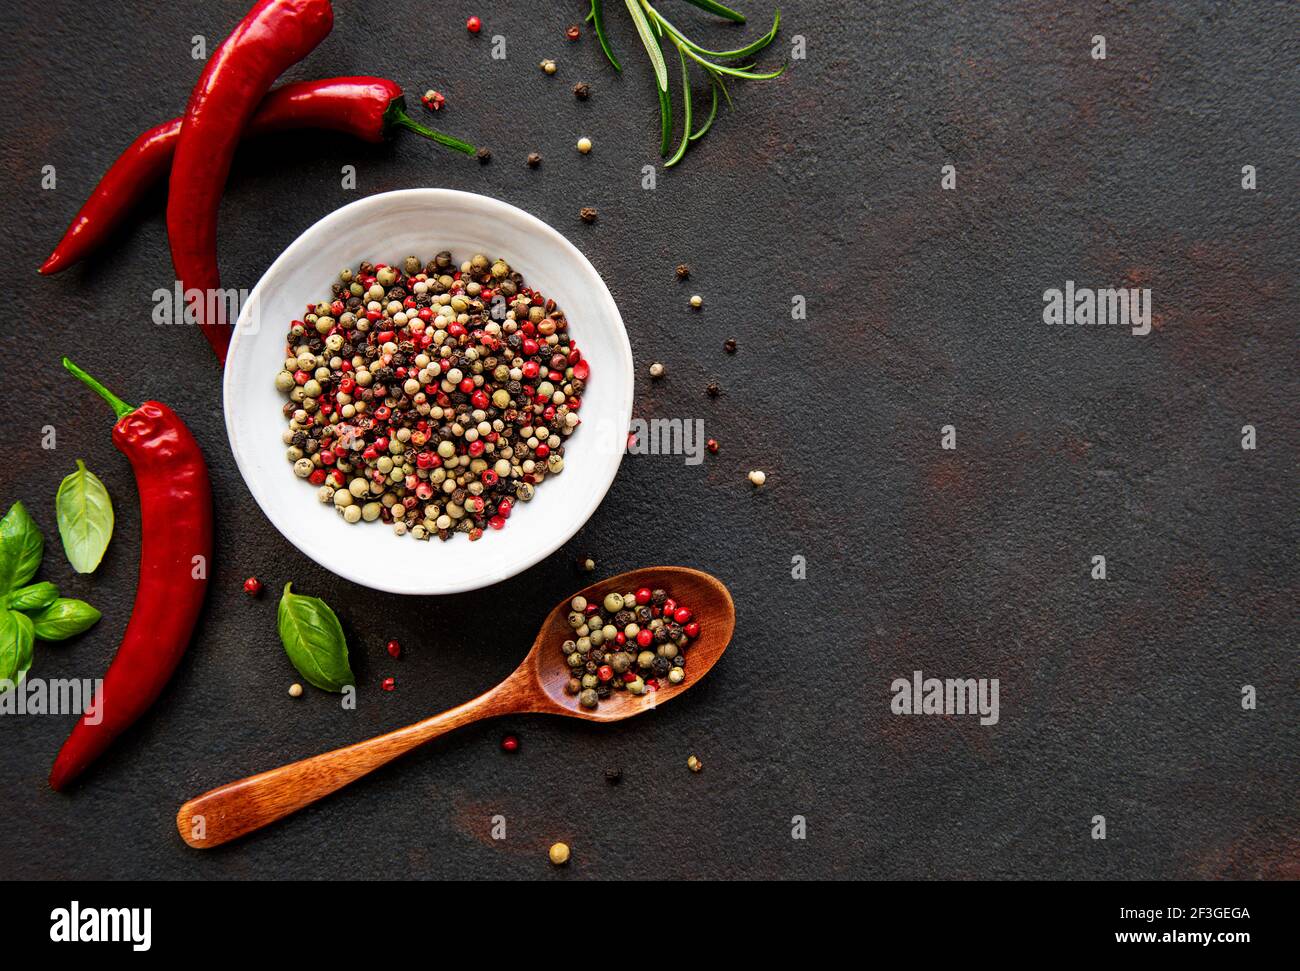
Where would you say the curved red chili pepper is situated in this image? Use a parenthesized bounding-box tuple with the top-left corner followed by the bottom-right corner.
(49, 359, 213, 792)
(39, 77, 475, 277)
(168, 0, 335, 365)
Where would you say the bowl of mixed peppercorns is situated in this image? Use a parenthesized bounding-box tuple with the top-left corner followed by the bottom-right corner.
(224, 189, 633, 594)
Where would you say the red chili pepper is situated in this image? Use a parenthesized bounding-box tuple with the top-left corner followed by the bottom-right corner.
(49, 359, 213, 791)
(40, 77, 475, 278)
(168, 0, 336, 365)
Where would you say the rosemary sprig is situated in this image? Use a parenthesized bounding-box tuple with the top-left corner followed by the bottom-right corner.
(587, 1, 785, 167)
(588, 0, 622, 72)
(680, 0, 747, 23)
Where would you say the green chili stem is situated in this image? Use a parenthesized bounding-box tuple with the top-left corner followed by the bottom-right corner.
(62, 357, 136, 420)
(386, 100, 477, 156)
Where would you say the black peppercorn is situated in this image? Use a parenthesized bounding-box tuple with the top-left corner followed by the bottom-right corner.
(527, 151, 542, 167)
(706, 381, 721, 398)
(572, 81, 590, 99)
(476, 147, 492, 164)
(675, 263, 689, 279)
(652, 657, 671, 677)
(605, 767, 622, 784)
(651, 588, 667, 606)
(724, 338, 737, 353)
(580, 207, 598, 223)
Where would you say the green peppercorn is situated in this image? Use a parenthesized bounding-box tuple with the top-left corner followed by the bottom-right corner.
(603, 592, 624, 613)
(578, 688, 599, 709)
(581, 673, 598, 689)
(627, 677, 646, 696)
(610, 652, 632, 674)
(568, 611, 585, 629)
(570, 595, 587, 612)
(668, 667, 685, 684)
(637, 650, 655, 670)
(565, 678, 581, 695)
(567, 652, 584, 668)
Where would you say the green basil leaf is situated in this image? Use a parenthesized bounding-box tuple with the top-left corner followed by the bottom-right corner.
(0, 609, 35, 691)
(277, 583, 355, 692)
(0, 501, 44, 594)
(29, 598, 101, 641)
(56, 460, 114, 574)
(7, 581, 59, 612)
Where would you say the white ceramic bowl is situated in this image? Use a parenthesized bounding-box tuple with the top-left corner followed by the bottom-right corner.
(225, 189, 633, 595)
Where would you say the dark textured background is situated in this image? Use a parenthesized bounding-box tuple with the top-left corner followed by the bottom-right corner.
(0, 0, 1295, 880)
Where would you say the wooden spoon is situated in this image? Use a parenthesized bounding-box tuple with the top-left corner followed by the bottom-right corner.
(177, 566, 734, 848)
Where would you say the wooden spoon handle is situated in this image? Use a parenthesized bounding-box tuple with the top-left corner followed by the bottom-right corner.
(177, 687, 510, 848)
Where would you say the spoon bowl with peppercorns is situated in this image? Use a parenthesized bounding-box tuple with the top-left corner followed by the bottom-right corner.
(178, 567, 734, 848)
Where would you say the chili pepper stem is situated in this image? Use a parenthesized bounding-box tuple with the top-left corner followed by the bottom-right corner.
(62, 357, 136, 420)
(384, 97, 477, 156)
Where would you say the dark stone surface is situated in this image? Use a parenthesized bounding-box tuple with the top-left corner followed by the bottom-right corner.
(0, 1, 1295, 880)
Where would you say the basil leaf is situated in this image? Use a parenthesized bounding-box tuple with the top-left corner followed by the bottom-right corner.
(7, 581, 59, 612)
(277, 583, 355, 692)
(0, 501, 44, 594)
(0, 609, 35, 691)
(56, 460, 114, 574)
(30, 598, 101, 641)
